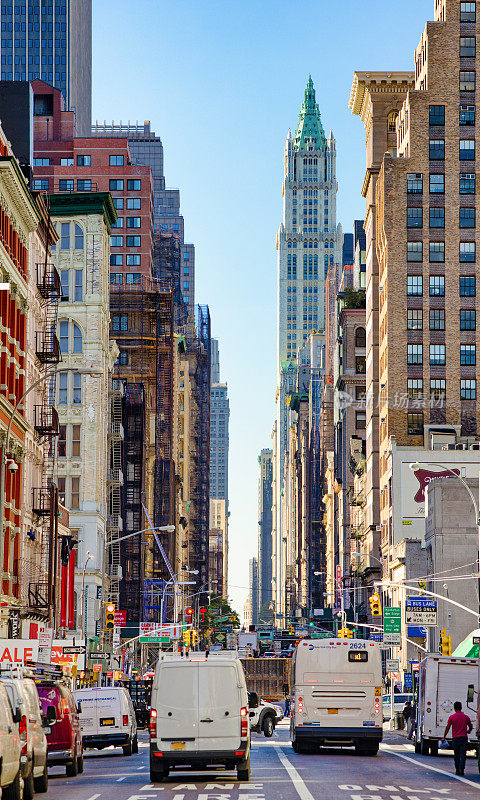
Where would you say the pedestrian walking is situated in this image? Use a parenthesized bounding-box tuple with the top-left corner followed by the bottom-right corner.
(443, 701, 472, 776)
(407, 701, 416, 740)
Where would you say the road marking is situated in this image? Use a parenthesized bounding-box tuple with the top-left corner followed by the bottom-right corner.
(86, 795, 101, 800)
(117, 776, 126, 781)
(273, 746, 316, 800)
(381, 743, 480, 789)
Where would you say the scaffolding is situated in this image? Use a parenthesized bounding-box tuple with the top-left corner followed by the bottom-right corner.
(110, 277, 174, 625)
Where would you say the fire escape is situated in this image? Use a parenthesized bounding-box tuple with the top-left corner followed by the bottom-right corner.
(28, 260, 62, 613)
(106, 380, 124, 607)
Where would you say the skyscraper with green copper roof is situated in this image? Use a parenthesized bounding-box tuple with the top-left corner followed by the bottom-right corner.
(272, 76, 343, 624)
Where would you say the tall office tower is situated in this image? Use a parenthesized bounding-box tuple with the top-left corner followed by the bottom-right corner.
(0, 1, 92, 135)
(211, 338, 220, 383)
(248, 557, 259, 628)
(274, 77, 341, 620)
(209, 339, 230, 502)
(91, 120, 195, 315)
(257, 449, 273, 612)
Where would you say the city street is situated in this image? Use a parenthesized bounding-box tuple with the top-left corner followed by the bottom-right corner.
(44, 722, 480, 800)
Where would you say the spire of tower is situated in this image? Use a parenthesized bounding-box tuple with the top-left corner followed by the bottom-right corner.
(293, 76, 326, 152)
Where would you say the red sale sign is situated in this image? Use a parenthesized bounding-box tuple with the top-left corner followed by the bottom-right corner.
(114, 611, 127, 627)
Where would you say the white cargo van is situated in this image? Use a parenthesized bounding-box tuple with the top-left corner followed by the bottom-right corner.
(415, 655, 478, 756)
(73, 687, 138, 755)
(149, 653, 250, 782)
(291, 639, 383, 755)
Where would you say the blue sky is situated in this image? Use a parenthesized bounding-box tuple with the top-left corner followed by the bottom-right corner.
(93, 0, 431, 615)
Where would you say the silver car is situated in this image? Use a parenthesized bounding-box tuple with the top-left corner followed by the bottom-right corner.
(2, 677, 49, 798)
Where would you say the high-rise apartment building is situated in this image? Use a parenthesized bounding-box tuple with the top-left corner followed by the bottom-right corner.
(349, 0, 480, 619)
(0, 1, 92, 135)
(274, 77, 341, 620)
(91, 120, 195, 315)
(257, 449, 273, 612)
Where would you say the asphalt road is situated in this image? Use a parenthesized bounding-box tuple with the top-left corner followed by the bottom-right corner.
(43, 722, 480, 800)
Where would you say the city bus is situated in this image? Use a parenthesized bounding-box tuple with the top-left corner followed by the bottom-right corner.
(290, 638, 383, 755)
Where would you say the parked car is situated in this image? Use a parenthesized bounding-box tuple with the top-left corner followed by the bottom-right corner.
(382, 693, 414, 722)
(149, 654, 250, 782)
(248, 692, 278, 737)
(1, 676, 48, 797)
(37, 681, 83, 777)
(73, 687, 138, 755)
(0, 680, 22, 800)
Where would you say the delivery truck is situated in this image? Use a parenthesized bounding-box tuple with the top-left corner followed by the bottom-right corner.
(415, 654, 478, 756)
(240, 657, 291, 702)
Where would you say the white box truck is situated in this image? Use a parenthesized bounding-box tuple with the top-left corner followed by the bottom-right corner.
(415, 655, 478, 757)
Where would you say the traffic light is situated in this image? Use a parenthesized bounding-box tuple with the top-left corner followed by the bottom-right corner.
(439, 628, 452, 656)
(338, 627, 353, 638)
(105, 602, 115, 631)
(183, 629, 191, 646)
(369, 593, 382, 617)
(289, 625, 295, 634)
(191, 630, 199, 647)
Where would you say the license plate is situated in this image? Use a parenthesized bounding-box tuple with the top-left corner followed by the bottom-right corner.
(327, 708, 338, 714)
(171, 742, 186, 750)
(100, 718, 115, 726)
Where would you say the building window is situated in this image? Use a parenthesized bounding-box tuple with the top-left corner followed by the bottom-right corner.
(460, 139, 475, 159)
(429, 105, 445, 125)
(461, 2, 476, 21)
(74, 224, 83, 250)
(60, 270, 69, 301)
(461, 378, 476, 399)
(74, 269, 82, 302)
(407, 173, 423, 193)
(407, 344, 423, 364)
(460, 173, 476, 193)
(407, 275, 423, 295)
(355, 356, 366, 374)
(60, 221, 71, 250)
(118, 351, 128, 365)
(110, 235, 123, 247)
(460, 70, 476, 91)
(113, 197, 124, 210)
(461, 343, 476, 364)
(430, 379, 446, 400)
(71, 477, 80, 510)
(72, 424, 81, 457)
(407, 309, 423, 329)
(110, 254, 123, 266)
(77, 179, 91, 191)
(111, 217, 123, 229)
(110, 273, 123, 285)
(460, 242, 476, 263)
(430, 308, 445, 330)
(126, 236, 141, 247)
(430, 344, 446, 365)
(58, 372, 67, 405)
(59, 320, 68, 353)
(407, 242, 423, 261)
(60, 158, 74, 166)
(407, 207, 423, 228)
(33, 157, 50, 166)
(355, 327, 366, 347)
(460, 104, 475, 125)
(112, 315, 128, 332)
(460, 275, 476, 295)
(355, 410, 366, 430)
(126, 198, 141, 209)
(429, 139, 445, 159)
(58, 424, 66, 457)
(73, 324, 82, 354)
(460, 37, 476, 57)
(127, 179, 141, 191)
(126, 254, 141, 266)
(429, 275, 445, 296)
(407, 413, 424, 435)
(76, 155, 91, 166)
(57, 477, 66, 507)
(460, 207, 475, 227)
(429, 207, 445, 228)
(109, 179, 124, 191)
(58, 179, 74, 190)
(125, 273, 141, 284)
(430, 242, 445, 262)
(33, 179, 49, 191)
(407, 378, 423, 398)
(109, 154, 124, 166)
(126, 216, 141, 228)
(429, 173, 445, 193)
(460, 309, 476, 329)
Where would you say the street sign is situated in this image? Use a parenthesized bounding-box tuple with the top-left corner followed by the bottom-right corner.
(405, 597, 437, 626)
(62, 646, 86, 655)
(369, 633, 383, 641)
(90, 652, 109, 659)
(139, 636, 170, 644)
(411, 660, 420, 672)
(93, 664, 102, 672)
(404, 673, 413, 689)
(473, 636, 480, 646)
(386, 658, 399, 673)
(383, 607, 401, 646)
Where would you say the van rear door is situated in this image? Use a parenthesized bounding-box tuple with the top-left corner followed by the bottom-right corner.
(197, 663, 241, 752)
(157, 664, 198, 752)
(74, 691, 98, 738)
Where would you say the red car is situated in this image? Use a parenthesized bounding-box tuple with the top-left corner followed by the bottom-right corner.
(37, 682, 84, 776)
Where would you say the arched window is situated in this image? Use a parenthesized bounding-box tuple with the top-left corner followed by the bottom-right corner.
(58, 320, 83, 353)
(74, 223, 84, 250)
(73, 323, 82, 353)
(387, 110, 398, 133)
(355, 327, 366, 348)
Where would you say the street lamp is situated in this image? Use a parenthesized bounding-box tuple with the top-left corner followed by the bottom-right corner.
(82, 551, 93, 669)
(160, 569, 198, 624)
(409, 460, 480, 620)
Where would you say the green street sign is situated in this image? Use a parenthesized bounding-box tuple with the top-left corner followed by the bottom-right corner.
(384, 607, 401, 633)
(139, 636, 170, 644)
(311, 632, 333, 639)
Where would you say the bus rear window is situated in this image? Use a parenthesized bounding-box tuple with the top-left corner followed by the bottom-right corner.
(348, 651, 368, 663)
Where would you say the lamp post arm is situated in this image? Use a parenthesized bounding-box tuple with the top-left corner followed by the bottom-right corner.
(377, 580, 479, 619)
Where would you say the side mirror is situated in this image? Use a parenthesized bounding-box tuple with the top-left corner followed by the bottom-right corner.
(46, 705, 57, 724)
(249, 711, 255, 718)
(77, 702, 82, 714)
(467, 684, 475, 704)
(248, 691, 259, 709)
(12, 708, 21, 725)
